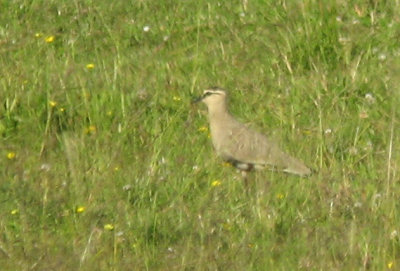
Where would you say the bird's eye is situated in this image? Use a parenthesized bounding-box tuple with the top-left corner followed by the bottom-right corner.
(203, 91, 213, 97)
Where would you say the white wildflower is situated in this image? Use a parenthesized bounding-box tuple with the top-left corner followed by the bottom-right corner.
(365, 93, 375, 104)
(390, 230, 398, 240)
(378, 53, 386, 61)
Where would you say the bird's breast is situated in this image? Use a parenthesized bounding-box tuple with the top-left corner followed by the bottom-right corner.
(209, 119, 235, 153)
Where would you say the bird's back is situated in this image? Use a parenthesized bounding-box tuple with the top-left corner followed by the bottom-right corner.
(209, 113, 311, 176)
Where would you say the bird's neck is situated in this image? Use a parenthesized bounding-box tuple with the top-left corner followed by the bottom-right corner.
(207, 102, 231, 120)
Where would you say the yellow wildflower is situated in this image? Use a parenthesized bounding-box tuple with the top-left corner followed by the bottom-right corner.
(7, 152, 16, 160)
(276, 193, 285, 199)
(388, 261, 394, 269)
(85, 125, 96, 134)
(11, 209, 19, 215)
(173, 96, 181, 101)
(104, 224, 114, 231)
(198, 126, 208, 132)
(86, 63, 95, 69)
(35, 33, 42, 38)
(211, 180, 221, 187)
(76, 206, 85, 213)
(114, 166, 120, 172)
(59, 107, 65, 112)
(49, 101, 57, 107)
(45, 35, 55, 43)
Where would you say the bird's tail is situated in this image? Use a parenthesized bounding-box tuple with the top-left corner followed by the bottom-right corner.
(283, 156, 311, 177)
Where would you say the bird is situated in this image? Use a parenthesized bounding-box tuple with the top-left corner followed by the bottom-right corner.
(193, 87, 311, 178)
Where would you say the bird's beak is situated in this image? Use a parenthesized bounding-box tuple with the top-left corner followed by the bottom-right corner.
(191, 95, 203, 104)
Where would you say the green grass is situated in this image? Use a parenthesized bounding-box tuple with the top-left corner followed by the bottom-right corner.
(1, 0, 400, 270)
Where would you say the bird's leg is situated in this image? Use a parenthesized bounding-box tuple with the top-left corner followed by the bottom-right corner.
(241, 170, 250, 190)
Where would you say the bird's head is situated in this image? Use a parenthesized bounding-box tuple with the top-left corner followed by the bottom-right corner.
(192, 87, 227, 108)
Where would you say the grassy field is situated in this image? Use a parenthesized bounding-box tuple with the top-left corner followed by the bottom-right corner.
(1, 0, 400, 270)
